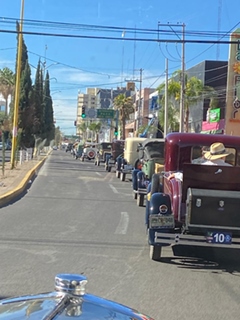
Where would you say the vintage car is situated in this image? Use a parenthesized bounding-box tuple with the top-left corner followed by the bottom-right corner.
(81, 143, 98, 161)
(0, 273, 154, 319)
(94, 142, 112, 166)
(105, 140, 125, 172)
(146, 132, 240, 261)
(65, 143, 73, 152)
(132, 138, 165, 206)
(74, 143, 84, 160)
(115, 137, 146, 181)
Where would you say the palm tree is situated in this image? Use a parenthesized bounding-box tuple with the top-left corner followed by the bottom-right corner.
(77, 122, 88, 141)
(88, 122, 102, 142)
(158, 102, 180, 132)
(0, 68, 15, 116)
(158, 72, 215, 132)
(113, 94, 134, 140)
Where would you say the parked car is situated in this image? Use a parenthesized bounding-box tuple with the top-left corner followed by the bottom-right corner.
(94, 142, 112, 166)
(0, 273, 154, 319)
(115, 137, 146, 181)
(105, 140, 125, 172)
(132, 138, 165, 206)
(146, 132, 240, 261)
(66, 143, 73, 152)
(81, 143, 99, 161)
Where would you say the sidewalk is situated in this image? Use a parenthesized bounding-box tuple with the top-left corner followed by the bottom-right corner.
(0, 156, 47, 206)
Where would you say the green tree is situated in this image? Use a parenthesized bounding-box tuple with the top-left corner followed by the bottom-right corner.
(78, 121, 88, 141)
(32, 61, 44, 136)
(0, 67, 15, 116)
(54, 126, 62, 146)
(43, 71, 55, 143)
(113, 94, 134, 140)
(88, 121, 102, 142)
(18, 61, 35, 147)
(158, 103, 180, 133)
(158, 72, 215, 132)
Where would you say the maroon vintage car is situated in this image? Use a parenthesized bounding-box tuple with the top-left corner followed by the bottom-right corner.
(146, 132, 240, 261)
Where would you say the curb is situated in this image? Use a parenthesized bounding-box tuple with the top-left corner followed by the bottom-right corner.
(0, 156, 48, 207)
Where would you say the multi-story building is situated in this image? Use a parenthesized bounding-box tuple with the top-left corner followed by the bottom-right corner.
(186, 60, 228, 133)
(76, 88, 99, 136)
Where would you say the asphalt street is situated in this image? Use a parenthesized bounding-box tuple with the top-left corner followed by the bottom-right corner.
(0, 150, 239, 320)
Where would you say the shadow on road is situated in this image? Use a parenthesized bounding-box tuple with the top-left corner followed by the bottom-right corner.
(159, 245, 240, 275)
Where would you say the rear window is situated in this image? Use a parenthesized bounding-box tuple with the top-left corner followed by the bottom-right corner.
(191, 145, 236, 166)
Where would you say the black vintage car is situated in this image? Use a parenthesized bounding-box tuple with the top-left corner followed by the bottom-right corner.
(132, 138, 165, 206)
(105, 140, 125, 172)
(94, 142, 112, 166)
(0, 273, 154, 320)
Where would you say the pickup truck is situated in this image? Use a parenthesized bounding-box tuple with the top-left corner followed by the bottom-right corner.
(146, 132, 240, 261)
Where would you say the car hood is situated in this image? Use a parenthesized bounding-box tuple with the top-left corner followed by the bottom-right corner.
(0, 274, 154, 320)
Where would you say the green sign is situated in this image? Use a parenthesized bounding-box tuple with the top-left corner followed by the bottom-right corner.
(209, 108, 220, 123)
(97, 109, 115, 119)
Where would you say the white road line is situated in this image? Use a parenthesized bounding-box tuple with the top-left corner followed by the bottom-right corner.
(96, 172, 102, 176)
(114, 212, 129, 234)
(109, 184, 118, 193)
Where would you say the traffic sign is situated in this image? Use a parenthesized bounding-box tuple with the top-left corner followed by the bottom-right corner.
(97, 109, 115, 119)
(88, 108, 96, 118)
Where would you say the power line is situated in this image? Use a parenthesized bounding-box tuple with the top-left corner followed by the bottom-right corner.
(1, 28, 240, 44)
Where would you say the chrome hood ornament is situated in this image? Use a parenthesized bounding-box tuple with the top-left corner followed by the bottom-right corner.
(0, 274, 154, 320)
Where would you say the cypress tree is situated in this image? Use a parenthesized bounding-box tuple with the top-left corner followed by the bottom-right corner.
(18, 62, 35, 147)
(43, 71, 55, 143)
(32, 60, 44, 137)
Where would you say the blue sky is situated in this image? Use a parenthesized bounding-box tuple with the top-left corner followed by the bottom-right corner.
(0, 0, 240, 135)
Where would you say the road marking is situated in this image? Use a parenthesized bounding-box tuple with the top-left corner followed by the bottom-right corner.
(109, 184, 118, 193)
(96, 172, 102, 176)
(114, 212, 129, 234)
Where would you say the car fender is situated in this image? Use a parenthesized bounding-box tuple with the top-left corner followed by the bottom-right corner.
(137, 170, 146, 189)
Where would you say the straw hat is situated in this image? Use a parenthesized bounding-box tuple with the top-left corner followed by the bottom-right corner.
(204, 142, 229, 160)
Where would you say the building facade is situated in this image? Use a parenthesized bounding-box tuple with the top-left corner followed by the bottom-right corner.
(186, 60, 228, 133)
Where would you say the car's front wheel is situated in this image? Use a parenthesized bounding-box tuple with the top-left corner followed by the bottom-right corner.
(149, 245, 162, 261)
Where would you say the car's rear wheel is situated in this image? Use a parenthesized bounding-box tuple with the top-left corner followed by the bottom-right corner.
(120, 172, 126, 181)
(149, 245, 162, 261)
(137, 194, 144, 206)
(116, 171, 120, 178)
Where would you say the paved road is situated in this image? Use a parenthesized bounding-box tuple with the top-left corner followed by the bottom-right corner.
(0, 150, 239, 320)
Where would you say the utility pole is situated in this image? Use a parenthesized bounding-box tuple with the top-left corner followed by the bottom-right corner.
(138, 68, 143, 130)
(164, 59, 168, 137)
(125, 68, 143, 137)
(11, 0, 24, 168)
(179, 23, 185, 132)
(158, 22, 185, 132)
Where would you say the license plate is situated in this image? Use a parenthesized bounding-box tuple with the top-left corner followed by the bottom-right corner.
(206, 232, 232, 244)
(149, 215, 174, 229)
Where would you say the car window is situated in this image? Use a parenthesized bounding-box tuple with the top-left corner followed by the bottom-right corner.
(191, 145, 236, 166)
